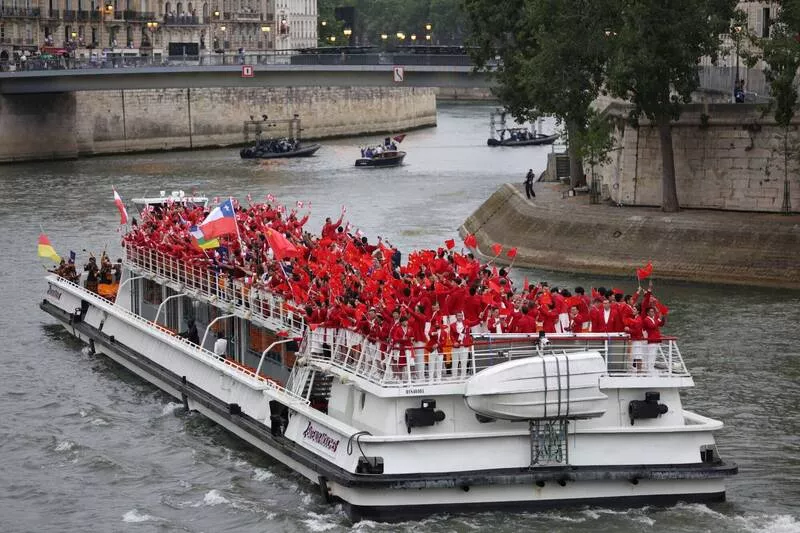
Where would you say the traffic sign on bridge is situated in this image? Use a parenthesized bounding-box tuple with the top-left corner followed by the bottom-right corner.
(241, 65, 254, 78)
(393, 66, 404, 83)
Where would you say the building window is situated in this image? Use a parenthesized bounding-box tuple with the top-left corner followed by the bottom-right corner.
(762, 8, 771, 38)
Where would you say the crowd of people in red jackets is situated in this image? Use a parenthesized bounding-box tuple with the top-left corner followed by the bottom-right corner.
(122, 198, 668, 382)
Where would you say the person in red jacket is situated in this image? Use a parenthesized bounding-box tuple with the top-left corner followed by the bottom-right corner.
(514, 306, 537, 333)
(450, 311, 476, 379)
(390, 316, 415, 383)
(623, 305, 646, 373)
(566, 305, 589, 334)
(642, 305, 665, 373)
(590, 297, 623, 333)
(406, 303, 429, 382)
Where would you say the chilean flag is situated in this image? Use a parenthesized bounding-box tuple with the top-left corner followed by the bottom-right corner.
(113, 188, 128, 225)
(200, 198, 238, 239)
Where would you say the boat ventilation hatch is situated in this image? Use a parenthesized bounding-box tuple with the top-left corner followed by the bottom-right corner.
(404, 399, 445, 434)
(628, 391, 668, 425)
(356, 456, 384, 474)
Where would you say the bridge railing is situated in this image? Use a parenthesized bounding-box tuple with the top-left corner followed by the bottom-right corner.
(4, 51, 482, 72)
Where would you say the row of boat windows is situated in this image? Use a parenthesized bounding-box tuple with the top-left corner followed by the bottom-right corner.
(136, 278, 294, 369)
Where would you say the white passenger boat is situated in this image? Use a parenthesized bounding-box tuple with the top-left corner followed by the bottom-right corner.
(40, 234, 736, 521)
(131, 190, 208, 212)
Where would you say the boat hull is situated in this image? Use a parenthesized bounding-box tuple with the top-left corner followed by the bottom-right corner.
(486, 134, 559, 147)
(40, 277, 736, 522)
(240, 144, 321, 159)
(355, 151, 406, 167)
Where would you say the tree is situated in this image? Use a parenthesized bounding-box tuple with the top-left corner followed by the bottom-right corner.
(464, 0, 619, 188)
(757, 6, 800, 214)
(606, 0, 736, 212)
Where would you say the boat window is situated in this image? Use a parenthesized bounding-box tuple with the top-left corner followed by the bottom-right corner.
(142, 278, 163, 305)
(360, 391, 366, 410)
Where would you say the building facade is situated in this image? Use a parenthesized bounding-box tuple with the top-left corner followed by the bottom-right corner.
(0, 0, 316, 61)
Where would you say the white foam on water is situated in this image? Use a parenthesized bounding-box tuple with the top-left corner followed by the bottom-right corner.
(122, 509, 161, 523)
(79, 409, 88, 418)
(351, 520, 378, 530)
(301, 511, 338, 532)
(54, 440, 75, 452)
(736, 514, 800, 533)
(160, 402, 181, 416)
(631, 515, 656, 527)
(252, 468, 274, 482)
(673, 502, 727, 519)
(196, 489, 229, 507)
(90, 418, 109, 426)
(301, 493, 314, 505)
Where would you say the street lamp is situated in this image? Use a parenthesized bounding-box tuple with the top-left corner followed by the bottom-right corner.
(425, 34, 431, 41)
(396, 31, 405, 40)
(147, 20, 159, 47)
(381, 33, 388, 40)
(329, 35, 336, 43)
(343, 28, 352, 37)
(321, 20, 327, 27)
(733, 24, 743, 103)
(410, 34, 417, 42)
(425, 23, 432, 31)
(261, 25, 271, 50)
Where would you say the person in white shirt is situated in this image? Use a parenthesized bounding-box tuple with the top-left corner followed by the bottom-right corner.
(213, 331, 227, 357)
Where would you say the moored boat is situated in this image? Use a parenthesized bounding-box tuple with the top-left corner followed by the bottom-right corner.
(240, 141, 321, 159)
(39, 196, 737, 522)
(486, 132, 559, 147)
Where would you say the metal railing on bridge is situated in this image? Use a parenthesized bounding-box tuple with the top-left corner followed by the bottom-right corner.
(2, 50, 481, 72)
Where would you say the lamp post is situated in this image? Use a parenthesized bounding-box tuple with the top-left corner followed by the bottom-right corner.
(146, 21, 159, 47)
(733, 24, 743, 103)
(343, 27, 352, 46)
(261, 25, 271, 51)
(425, 22, 432, 44)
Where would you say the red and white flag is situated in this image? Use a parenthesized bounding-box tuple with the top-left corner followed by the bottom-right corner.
(266, 193, 276, 203)
(296, 200, 304, 209)
(113, 188, 128, 225)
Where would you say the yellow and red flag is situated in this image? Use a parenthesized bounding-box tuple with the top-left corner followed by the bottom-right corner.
(38, 233, 61, 263)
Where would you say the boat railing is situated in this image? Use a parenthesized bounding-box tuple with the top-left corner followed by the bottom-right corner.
(48, 275, 310, 406)
(124, 244, 306, 337)
(298, 329, 690, 389)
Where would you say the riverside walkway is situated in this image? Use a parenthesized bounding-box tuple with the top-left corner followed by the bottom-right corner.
(462, 180, 800, 288)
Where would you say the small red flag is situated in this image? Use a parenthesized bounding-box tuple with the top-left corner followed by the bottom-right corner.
(523, 277, 530, 291)
(392, 134, 406, 143)
(656, 301, 670, 315)
(491, 243, 503, 256)
(464, 234, 477, 249)
(444, 238, 455, 250)
(636, 261, 653, 280)
(506, 247, 517, 259)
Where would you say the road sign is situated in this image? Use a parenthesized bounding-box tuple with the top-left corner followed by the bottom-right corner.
(241, 65, 254, 78)
(393, 66, 404, 83)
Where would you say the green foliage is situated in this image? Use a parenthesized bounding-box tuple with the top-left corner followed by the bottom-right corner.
(760, 25, 800, 128)
(574, 111, 616, 168)
(464, 0, 620, 186)
(606, 0, 736, 123)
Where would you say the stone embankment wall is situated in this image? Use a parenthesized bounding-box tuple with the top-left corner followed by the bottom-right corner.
(0, 86, 437, 162)
(461, 183, 800, 289)
(595, 100, 800, 213)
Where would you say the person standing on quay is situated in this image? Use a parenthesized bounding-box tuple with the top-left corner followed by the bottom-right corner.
(524, 169, 536, 199)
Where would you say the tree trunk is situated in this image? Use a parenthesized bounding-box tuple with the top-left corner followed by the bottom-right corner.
(657, 116, 680, 212)
(566, 121, 586, 188)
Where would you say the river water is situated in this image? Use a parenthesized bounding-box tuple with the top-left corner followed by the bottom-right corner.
(0, 103, 798, 533)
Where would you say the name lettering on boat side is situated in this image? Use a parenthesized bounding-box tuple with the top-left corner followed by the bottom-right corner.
(302, 421, 341, 455)
(47, 285, 62, 301)
(405, 388, 425, 395)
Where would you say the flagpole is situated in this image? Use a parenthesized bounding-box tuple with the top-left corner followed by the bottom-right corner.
(231, 196, 245, 257)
